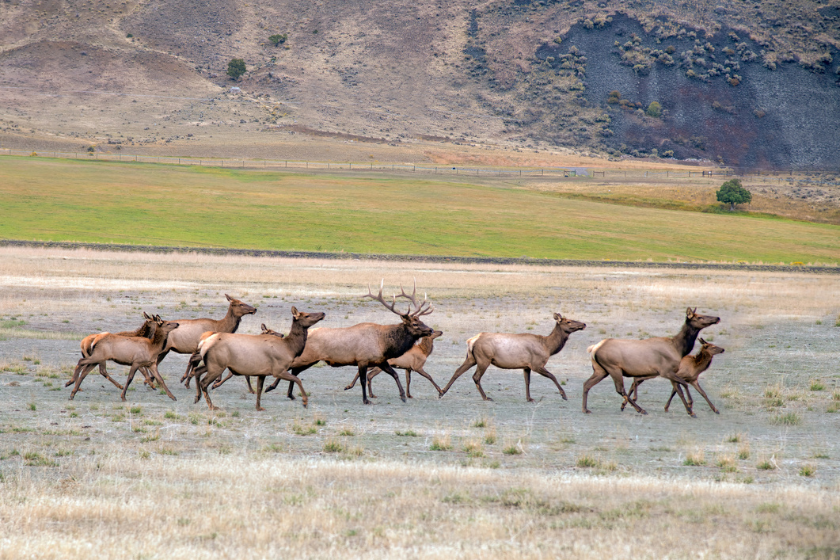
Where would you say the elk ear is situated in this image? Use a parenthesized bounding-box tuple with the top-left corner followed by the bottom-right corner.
(553, 312, 562, 321)
(699, 337, 707, 345)
(261, 323, 267, 330)
(686, 307, 695, 318)
(291, 306, 300, 318)
(143, 312, 151, 320)
(225, 294, 233, 302)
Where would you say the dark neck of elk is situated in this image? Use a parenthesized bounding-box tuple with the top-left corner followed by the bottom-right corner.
(285, 318, 310, 355)
(219, 305, 245, 333)
(672, 321, 702, 357)
(544, 322, 573, 355)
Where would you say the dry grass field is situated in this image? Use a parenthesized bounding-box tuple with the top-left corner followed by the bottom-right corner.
(0, 247, 839, 558)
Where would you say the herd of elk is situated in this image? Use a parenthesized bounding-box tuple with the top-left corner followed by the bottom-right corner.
(63, 285, 726, 418)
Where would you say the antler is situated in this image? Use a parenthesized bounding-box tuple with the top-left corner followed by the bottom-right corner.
(363, 279, 402, 316)
(395, 278, 434, 317)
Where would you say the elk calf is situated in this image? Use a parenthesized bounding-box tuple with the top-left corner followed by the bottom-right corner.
(440, 314, 585, 402)
(193, 307, 325, 411)
(626, 339, 725, 417)
(70, 320, 180, 402)
(582, 308, 720, 414)
(344, 330, 443, 398)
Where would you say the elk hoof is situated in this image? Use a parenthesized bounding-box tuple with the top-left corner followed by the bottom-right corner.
(583, 409, 592, 414)
(363, 399, 371, 405)
(400, 395, 406, 403)
(484, 397, 494, 402)
(639, 409, 648, 415)
(689, 413, 697, 418)
(343, 385, 352, 391)
(64, 380, 74, 388)
(194, 395, 201, 404)
(527, 398, 535, 403)
(714, 409, 720, 415)
(169, 395, 177, 401)
(256, 406, 265, 412)
(407, 394, 414, 399)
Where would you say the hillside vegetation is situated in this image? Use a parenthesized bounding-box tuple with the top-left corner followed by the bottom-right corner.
(0, 0, 838, 169)
(1, 157, 838, 263)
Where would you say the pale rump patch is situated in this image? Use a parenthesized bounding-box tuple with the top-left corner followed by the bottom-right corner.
(89, 332, 110, 353)
(198, 333, 221, 359)
(587, 339, 607, 355)
(466, 334, 483, 354)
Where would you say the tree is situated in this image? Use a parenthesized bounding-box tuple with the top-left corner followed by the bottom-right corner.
(716, 178, 752, 211)
(227, 58, 246, 80)
(646, 101, 662, 118)
(269, 33, 287, 46)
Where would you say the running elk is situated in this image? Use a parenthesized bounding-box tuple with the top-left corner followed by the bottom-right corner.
(69, 319, 181, 402)
(344, 330, 443, 398)
(625, 339, 725, 417)
(264, 280, 435, 404)
(71, 312, 161, 391)
(439, 313, 585, 402)
(582, 308, 720, 414)
(168, 294, 256, 383)
(197, 323, 285, 393)
(193, 307, 325, 410)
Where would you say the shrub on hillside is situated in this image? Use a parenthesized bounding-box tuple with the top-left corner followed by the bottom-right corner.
(646, 101, 662, 118)
(227, 58, 246, 80)
(716, 179, 752, 211)
(269, 34, 287, 46)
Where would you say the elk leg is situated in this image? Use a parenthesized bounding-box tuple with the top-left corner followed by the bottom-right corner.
(358, 365, 371, 405)
(414, 366, 443, 396)
(69, 363, 97, 399)
(531, 364, 567, 401)
(523, 368, 533, 402)
(623, 376, 656, 411)
(199, 367, 225, 410)
(691, 381, 719, 414)
(245, 375, 256, 394)
(581, 365, 609, 414)
(181, 350, 201, 386)
(673, 383, 695, 417)
(344, 371, 360, 391)
(66, 362, 84, 387)
(120, 365, 141, 402)
(472, 362, 492, 401)
(149, 364, 177, 402)
(367, 367, 381, 399)
(664, 382, 678, 412)
(97, 362, 125, 391)
(404, 369, 412, 399)
(255, 376, 266, 411)
(266, 362, 313, 397)
(141, 367, 157, 389)
(610, 371, 646, 415)
(377, 363, 406, 403)
(272, 369, 308, 408)
(440, 354, 477, 398)
(212, 371, 234, 389)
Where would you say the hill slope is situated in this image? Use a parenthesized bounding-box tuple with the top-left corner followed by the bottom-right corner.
(0, 0, 838, 169)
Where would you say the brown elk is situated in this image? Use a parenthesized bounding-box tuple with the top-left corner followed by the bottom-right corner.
(624, 339, 725, 417)
(195, 323, 285, 393)
(343, 330, 443, 398)
(165, 294, 256, 383)
(69, 319, 181, 402)
(582, 308, 720, 414)
(439, 313, 585, 402)
(264, 280, 435, 404)
(70, 312, 161, 391)
(192, 307, 325, 411)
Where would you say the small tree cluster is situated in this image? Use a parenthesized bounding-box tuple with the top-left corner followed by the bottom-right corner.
(716, 178, 752, 211)
(269, 33, 287, 46)
(646, 101, 662, 118)
(227, 58, 246, 80)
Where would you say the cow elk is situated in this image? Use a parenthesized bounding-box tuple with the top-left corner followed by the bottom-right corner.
(582, 308, 720, 414)
(193, 307, 325, 410)
(71, 312, 161, 391)
(199, 323, 285, 393)
(69, 319, 181, 402)
(264, 280, 435, 404)
(440, 313, 585, 402)
(625, 339, 725, 417)
(344, 330, 443, 398)
(165, 294, 256, 384)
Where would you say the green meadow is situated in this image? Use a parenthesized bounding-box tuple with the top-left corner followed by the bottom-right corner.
(1, 156, 838, 263)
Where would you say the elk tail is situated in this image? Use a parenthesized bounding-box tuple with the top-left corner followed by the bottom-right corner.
(80, 335, 96, 358)
(88, 333, 110, 354)
(198, 333, 221, 360)
(587, 339, 607, 356)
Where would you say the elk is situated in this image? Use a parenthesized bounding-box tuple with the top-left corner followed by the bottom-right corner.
(582, 308, 720, 414)
(70, 312, 161, 391)
(165, 294, 256, 383)
(343, 330, 443, 398)
(69, 319, 181, 402)
(624, 339, 725, 417)
(195, 323, 285, 393)
(264, 280, 435, 404)
(192, 307, 325, 411)
(439, 313, 585, 402)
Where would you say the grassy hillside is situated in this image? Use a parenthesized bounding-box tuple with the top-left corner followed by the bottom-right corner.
(1, 157, 839, 263)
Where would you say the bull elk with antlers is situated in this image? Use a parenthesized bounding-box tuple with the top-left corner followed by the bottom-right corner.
(582, 308, 720, 414)
(439, 313, 585, 402)
(192, 307, 325, 410)
(344, 330, 444, 398)
(624, 338, 725, 417)
(264, 280, 435, 404)
(69, 319, 181, 402)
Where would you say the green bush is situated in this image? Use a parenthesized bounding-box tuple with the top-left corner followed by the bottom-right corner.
(227, 58, 247, 80)
(269, 34, 287, 46)
(716, 178, 752, 211)
(646, 101, 662, 117)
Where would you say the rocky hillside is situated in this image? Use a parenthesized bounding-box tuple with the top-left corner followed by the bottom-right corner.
(1, 0, 838, 169)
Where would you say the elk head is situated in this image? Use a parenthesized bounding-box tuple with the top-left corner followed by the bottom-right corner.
(686, 307, 720, 329)
(364, 279, 434, 337)
(553, 313, 586, 334)
(698, 338, 725, 355)
(291, 306, 326, 328)
(158, 321, 180, 336)
(428, 330, 444, 340)
(226, 294, 257, 317)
